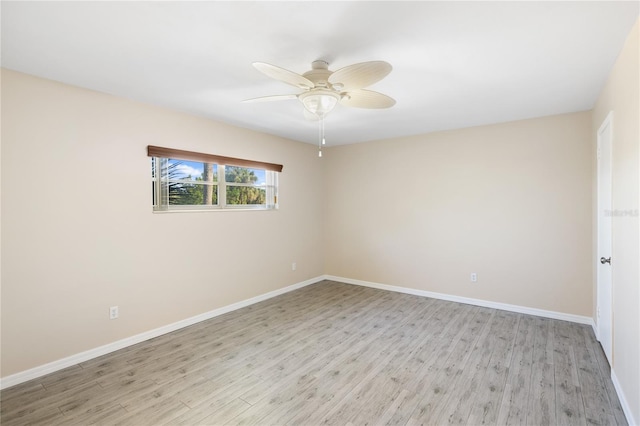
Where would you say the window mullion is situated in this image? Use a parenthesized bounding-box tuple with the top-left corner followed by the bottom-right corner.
(219, 165, 227, 208)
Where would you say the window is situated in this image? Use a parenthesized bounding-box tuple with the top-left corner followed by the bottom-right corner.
(149, 146, 281, 212)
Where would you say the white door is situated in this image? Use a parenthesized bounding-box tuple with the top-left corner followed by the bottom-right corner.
(597, 111, 613, 365)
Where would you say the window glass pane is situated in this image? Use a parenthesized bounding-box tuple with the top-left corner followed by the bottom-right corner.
(226, 186, 266, 205)
(225, 166, 264, 184)
(163, 159, 218, 206)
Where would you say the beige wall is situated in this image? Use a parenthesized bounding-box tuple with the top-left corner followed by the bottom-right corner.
(1, 69, 325, 376)
(324, 111, 593, 317)
(592, 18, 640, 423)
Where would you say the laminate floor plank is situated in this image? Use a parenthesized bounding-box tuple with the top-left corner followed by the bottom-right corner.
(179, 373, 262, 412)
(466, 312, 520, 425)
(51, 402, 129, 426)
(0, 280, 628, 426)
(495, 314, 536, 425)
(553, 321, 587, 426)
(526, 317, 557, 425)
(111, 398, 190, 426)
(168, 397, 251, 426)
(225, 370, 320, 425)
(37, 365, 88, 394)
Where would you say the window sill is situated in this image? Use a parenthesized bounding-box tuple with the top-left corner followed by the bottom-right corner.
(152, 207, 278, 213)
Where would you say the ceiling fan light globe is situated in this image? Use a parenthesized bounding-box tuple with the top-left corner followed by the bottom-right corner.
(299, 90, 340, 118)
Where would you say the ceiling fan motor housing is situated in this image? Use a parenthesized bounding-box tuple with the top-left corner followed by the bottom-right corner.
(303, 60, 333, 88)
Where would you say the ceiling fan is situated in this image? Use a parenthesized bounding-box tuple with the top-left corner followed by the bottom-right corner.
(244, 60, 395, 156)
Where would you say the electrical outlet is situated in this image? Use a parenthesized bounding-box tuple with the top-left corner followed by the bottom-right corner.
(109, 306, 119, 320)
(470, 273, 478, 283)
(292, 262, 297, 271)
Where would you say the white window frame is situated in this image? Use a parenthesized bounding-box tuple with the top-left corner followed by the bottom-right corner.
(152, 158, 278, 212)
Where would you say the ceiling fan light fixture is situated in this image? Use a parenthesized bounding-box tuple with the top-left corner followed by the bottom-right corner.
(299, 90, 340, 118)
(247, 60, 395, 157)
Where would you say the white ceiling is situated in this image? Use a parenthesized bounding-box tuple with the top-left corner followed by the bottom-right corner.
(2, 1, 638, 146)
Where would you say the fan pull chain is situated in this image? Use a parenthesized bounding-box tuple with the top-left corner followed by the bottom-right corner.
(318, 116, 325, 157)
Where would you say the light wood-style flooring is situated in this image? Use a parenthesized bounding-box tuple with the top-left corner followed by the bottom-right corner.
(0, 280, 627, 425)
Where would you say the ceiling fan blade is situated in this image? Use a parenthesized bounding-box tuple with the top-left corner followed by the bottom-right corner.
(328, 61, 392, 91)
(242, 94, 298, 103)
(340, 89, 396, 109)
(253, 62, 314, 89)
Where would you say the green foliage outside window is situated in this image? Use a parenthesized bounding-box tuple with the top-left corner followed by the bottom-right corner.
(225, 166, 266, 205)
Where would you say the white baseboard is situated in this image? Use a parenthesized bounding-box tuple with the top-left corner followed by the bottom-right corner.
(612, 369, 637, 426)
(324, 275, 594, 325)
(0, 275, 325, 390)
